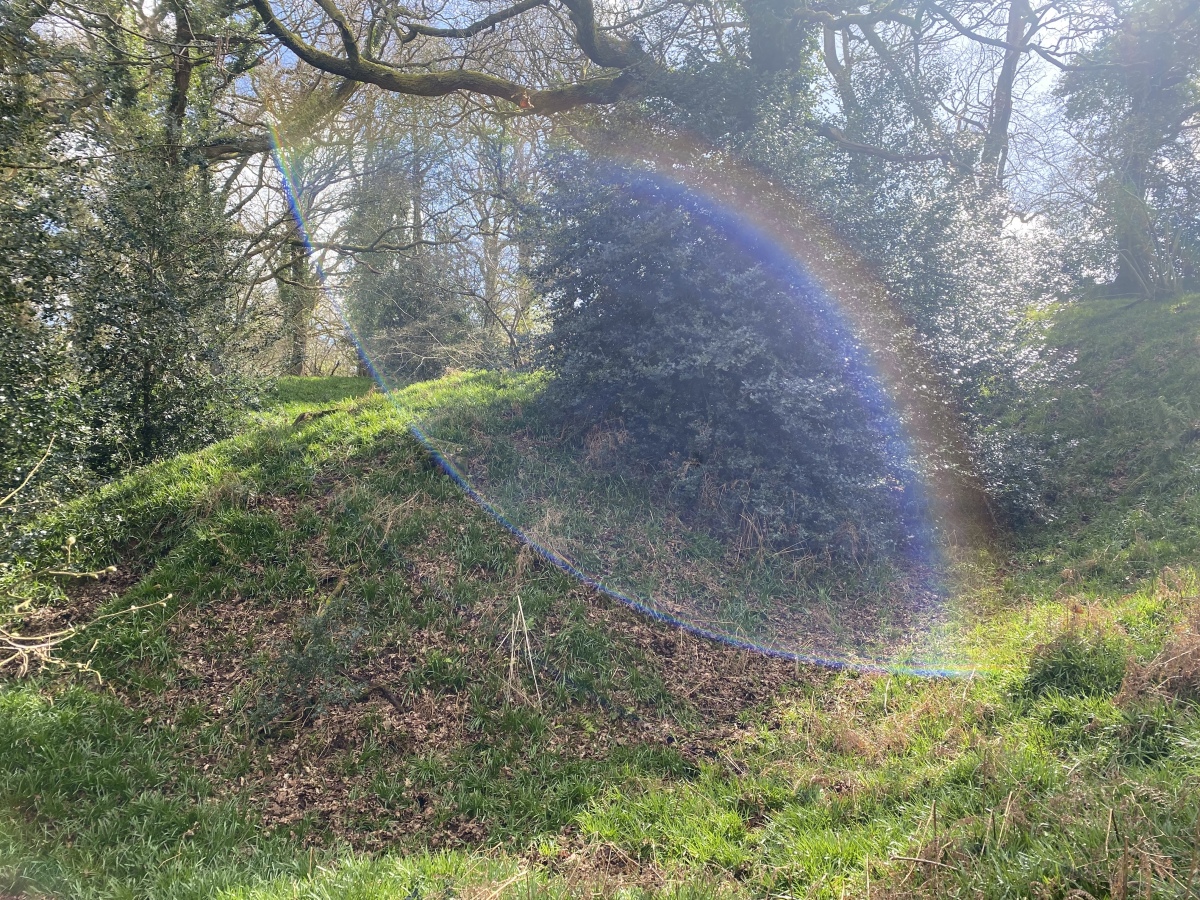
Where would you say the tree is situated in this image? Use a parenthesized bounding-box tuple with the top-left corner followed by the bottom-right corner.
(0, 0, 88, 506)
(0, 0, 261, 479)
(450, 118, 546, 366)
(532, 153, 907, 553)
(271, 141, 340, 376)
(280, 87, 553, 380)
(739, 80, 1070, 522)
(1057, 0, 1200, 296)
(240, 0, 1094, 191)
(73, 158, 248, 470)
(341, 139, 480, 381)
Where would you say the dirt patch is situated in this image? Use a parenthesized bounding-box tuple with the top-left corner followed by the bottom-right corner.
(28, 565, 143, 631)
(566, 583, 810, 726)
(148, 570, 809, 850)
(210, 577, 806, 848)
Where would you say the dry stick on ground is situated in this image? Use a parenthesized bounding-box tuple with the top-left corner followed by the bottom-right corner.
(1115, 837, 1129, 900)
(357, 680, 407, 714)
(997, 790, 1014, 845)
(1187, 810, 1200, 897)
(897, 800, 939, 888)
(502, 596, 542, 707)
(41, 565, 119, 579)
(1, 437, 169, 679)
(516, 594, 542, 708)
(1, 598, 169, 679)
(506, 611, 519, 704)
(932, 799, 940, 896)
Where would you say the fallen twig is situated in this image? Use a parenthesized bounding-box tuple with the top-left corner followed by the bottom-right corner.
(1, 597, 168, 679)
(358, 680, 407, 714)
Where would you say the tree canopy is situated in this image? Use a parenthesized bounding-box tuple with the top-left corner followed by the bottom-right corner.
(2, 0, 1198, 524)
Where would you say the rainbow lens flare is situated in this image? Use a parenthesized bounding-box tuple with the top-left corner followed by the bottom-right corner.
(271, 127, 995, 678)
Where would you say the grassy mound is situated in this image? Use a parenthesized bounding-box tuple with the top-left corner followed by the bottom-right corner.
(412, 375, 953, 674)
(1017, 294, 1200, 587)
(2, 298, 1200, 900)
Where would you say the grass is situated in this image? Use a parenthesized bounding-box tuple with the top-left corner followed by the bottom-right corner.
(413, 378, 955, 673)
(266, 375, 377, 407)
(2, 296, 1200, 899)
(0, 687, 311, 897)
(1013, 294, 1200, 589)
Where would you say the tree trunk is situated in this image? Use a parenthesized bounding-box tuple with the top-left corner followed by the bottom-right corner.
(411, 139, 425, 247)
(165, 0, 194, 166)
(1111, 157, 1158, 297)
(980, 0, 1029, 186)
(822, 25, 859, 120)
(355, 347, 372, 378)
(139, 359, 154, 461)
(281, 223, 318, 376)
(481, 223, 500, 317)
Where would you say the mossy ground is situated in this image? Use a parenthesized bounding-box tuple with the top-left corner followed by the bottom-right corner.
(2, 299, 1200, 900)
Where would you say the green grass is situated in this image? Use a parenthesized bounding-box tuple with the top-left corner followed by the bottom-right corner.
(0, 687, 310, 897)
(1014, 294, 1200, 589)
(267, 375, 376, 408)
(413, 377, 955, 673)
(3, 298, 1200, 899)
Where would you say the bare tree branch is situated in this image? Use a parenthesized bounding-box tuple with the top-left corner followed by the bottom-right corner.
(400, 0, 549, 41)
(299, 236, 462, 254)
(808, 121, 964, 168)
(198, 76, 359, 160)
(248, 0, 646, 112)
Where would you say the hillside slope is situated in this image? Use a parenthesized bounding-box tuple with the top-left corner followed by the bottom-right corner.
(1018, 294, 1200, 587)
(2, 299, 1200, 900)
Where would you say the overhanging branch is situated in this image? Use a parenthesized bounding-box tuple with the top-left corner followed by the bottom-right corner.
(808, 121, 966, 169)
(400, 0, 549, 41)
(249, 0, 646, 112)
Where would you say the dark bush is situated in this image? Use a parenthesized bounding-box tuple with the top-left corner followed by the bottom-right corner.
(530, 154, 910, 554)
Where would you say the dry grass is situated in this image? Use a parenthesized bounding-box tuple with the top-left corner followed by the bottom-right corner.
(1118, 605, 1200, 706)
